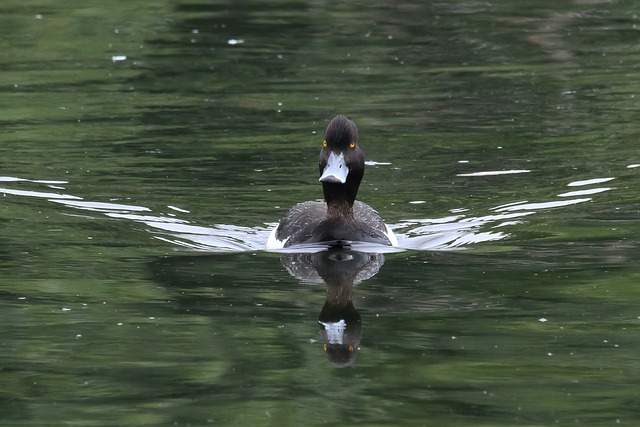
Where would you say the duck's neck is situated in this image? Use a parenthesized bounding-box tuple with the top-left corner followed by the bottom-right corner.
(322, 181, 357, 219)
(323, 181, 356, 219)
(325, 198, 355, 221)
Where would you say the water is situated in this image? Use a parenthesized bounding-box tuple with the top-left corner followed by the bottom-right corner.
(1, 1, 639, 425)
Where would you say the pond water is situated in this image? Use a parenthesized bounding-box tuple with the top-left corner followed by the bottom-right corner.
(1, 0, 639, 425)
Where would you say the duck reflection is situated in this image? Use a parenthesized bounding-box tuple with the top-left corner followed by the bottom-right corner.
(280, 249, 384, 367)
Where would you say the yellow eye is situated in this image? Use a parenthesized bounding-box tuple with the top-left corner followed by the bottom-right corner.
(350, 141, 356, 149)
(322, 140, 327, 148)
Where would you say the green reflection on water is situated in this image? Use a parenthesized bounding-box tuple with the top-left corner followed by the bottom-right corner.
(1, 0, 640, 426)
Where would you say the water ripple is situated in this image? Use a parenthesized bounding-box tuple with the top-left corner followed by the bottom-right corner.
(0, 170, 619, 253)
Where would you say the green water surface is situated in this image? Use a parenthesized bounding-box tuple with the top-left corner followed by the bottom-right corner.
(1, 1, 639, 426)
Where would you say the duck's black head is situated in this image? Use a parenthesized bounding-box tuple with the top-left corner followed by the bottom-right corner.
(319, 115, 365, 208)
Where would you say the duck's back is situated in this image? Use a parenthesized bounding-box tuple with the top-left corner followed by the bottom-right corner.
(267, 201, 395, 248)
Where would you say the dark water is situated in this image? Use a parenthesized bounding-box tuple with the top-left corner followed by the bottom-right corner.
(1, 1, 639, 425)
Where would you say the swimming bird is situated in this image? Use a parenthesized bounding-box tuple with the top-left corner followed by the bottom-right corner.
(266, 115, 398, 249)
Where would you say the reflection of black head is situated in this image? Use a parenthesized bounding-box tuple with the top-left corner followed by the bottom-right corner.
(280, 249, 384, 367)
(318, 297, 361, 367)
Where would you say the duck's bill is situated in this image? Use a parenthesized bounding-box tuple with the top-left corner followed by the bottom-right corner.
(319, 151, 349, 184)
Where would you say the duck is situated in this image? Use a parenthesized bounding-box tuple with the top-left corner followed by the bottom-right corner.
(266, 115, 398, 249)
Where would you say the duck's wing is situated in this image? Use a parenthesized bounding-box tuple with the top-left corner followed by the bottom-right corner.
(267, 201, 327, 248)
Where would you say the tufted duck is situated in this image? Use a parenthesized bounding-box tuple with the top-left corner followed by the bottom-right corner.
(266, 115, 398, 249)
